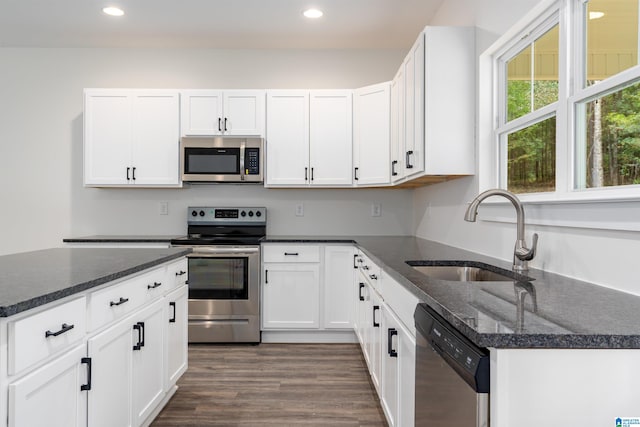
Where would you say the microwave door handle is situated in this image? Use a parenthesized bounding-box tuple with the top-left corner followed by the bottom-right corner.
(240, 140, 246, 181)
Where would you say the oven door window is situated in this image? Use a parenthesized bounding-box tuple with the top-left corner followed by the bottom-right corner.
(188, 257, 248, 300)
(184, 147, 240, 175)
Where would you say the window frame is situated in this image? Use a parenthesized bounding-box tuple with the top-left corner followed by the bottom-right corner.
(480, 0, 640, 206)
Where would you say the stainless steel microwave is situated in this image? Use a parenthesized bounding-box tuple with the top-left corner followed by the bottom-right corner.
(180, 136, 263, 183)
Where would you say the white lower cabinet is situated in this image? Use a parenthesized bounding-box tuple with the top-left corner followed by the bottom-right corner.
(8, 343, 88, 427)
(262, 263, 320, 329)
(166, 285, 188, 388)
(0, 258, 189, 427)
(323, 246, 355, 329)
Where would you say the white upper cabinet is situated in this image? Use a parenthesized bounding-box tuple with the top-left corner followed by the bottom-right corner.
(403, 33, 425, 178)
(265, 90, 353, 187)
(265, 91, 310, 186)
(84, 89, 180, 187)
(309, 91, 353, 186)
(180, 90, 265, 136)
(390, 67, 405, 183)
(353, 82, 391, 186)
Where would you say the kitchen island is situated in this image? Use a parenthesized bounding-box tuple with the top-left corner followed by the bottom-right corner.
(0, 247, 190, 427)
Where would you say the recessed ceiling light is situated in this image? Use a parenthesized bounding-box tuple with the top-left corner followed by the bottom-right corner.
(303, 9, 323, 19)
(103, 7, 125, 17)
(589, 11, 605, 20)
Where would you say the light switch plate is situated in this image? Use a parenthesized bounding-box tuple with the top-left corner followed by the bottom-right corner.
(371, 203, 381, 217)
(159, 202, 169, 215)
(295, 203, 304, 217)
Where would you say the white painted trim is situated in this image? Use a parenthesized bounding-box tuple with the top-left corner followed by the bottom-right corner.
(260, 330, 358, 343)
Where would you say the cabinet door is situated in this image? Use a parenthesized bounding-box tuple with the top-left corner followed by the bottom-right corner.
(223, 91, 265, 136)
(404, 34, 425, 178)
(84, 90, 132, 185)
(132, 299, 165, 426)
(398, 326, 416, 427)
(323, 246, 355, 329)
(180, 90, 223, 136)
(309, 91, 353, 186)
(369, 290, 383, 392)
(8, 344, 87, 427)
(390, 68, 405, 183)
(262, 263, 320, 329)
(87, 316, 133, 427)
(131, 91, 180, 186)
(381, 305, 400, 427)
(166, 285, 188, 388)
(354, 279, 368, 349)
(353, 82, 391, 186)
(265, 91, 309, 186)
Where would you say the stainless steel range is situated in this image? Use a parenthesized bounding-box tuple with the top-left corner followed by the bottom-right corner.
(171, 206, 265, 343)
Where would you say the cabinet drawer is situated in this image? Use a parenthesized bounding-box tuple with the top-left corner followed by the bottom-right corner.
(8, 297, 87, 376)
(166, 258, 188, 292)
(359, 254, 381, 290)
(262, 245, 320, 263)
(88, 273, 148, 331)
(140, 266, 170, 302)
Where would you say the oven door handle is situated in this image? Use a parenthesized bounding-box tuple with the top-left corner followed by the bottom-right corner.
(187, 247, 260, 257)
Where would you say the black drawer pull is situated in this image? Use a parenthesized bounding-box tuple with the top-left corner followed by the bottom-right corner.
(362, 265, 369, 270)
(373, 305, 380, 327)
(169, 302, 176, 323)
(110, 297, 129, 307)
(133, 321, 145, 351)
(175, 270, 186, 276)
(147, 281, 162, 290)
(81, 357, 92, 391)
(353, 254, 359, 269)
(45, 323, 74, 338)
(388, 328, 398, 357)
(358, 283, 365, 301)
(284, 252, 299, 256)
(369, 274, 378, 280)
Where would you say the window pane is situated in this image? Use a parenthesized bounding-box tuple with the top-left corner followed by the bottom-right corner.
(586, 0, 639, 86)
(577, 81, 640, 188)
(506, 116, 556, 193)
(506, 26, 559, 122)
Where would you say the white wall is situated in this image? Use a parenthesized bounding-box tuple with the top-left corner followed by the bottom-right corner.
(0, 47, 412, 256)
(416, 0, 640, 295)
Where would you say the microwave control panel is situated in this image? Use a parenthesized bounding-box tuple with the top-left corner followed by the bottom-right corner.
(245, 148, 260, 175)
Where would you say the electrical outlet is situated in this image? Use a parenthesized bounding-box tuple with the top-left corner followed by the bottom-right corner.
(295, 203, 304, 217)
(159, 202, 169, 215)
(371, 203, 381, 217)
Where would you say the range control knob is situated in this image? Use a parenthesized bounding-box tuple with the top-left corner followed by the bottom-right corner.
(248, 211, 254, 217)
(191, 210, 198, 217)
(256, 211, 262, 217)
(199, 210, 205, 217)
(240, 211, 247, 217)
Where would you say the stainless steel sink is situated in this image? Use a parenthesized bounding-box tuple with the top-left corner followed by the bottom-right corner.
(406, 261, 533, 282)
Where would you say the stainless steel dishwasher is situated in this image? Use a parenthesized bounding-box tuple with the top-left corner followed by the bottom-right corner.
(414, 303, 490, 426)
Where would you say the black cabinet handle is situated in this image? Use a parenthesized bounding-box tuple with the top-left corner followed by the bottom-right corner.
(353, 254, 359, 269)
(147, 281, 162, 290)
(362, 265, 369, 270)
(110, 297, 129, 307)
(311, 167, 314, 181)
(132, 167, 136, 181)
(388, 328, 398, 357)
(169, 302, 176, 323)
(284, 252, 299, 256)
(305, 167, 308, 181)
(406, 151, 414, 169)
(45, 323, 74, 338)
(354, 167, 359, 181)
(126, 167, 130, 181)
(81, 357, 92, 391)
(358, 283, 365, 301)
(265, 269, 269, 284)
(175, 270, 186, 276)
(373, 305, 380, 327)
(133, 321, 145, 350)
(218, 118, 222, 132)
(392, 160, 398, 176)
(369, 274, 378, 280)
(224, 117, 228, 131)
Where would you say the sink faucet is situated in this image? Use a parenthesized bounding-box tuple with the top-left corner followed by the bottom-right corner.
(464, 189, 538, 272)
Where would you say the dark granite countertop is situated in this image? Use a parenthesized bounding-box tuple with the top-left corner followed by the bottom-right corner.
(63, 235, 180, 243)
(263, 235, 640, 349)
(0, 248, 190, 317)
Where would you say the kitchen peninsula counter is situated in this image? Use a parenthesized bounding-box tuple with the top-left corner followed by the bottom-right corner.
(0, 247, 190, 317)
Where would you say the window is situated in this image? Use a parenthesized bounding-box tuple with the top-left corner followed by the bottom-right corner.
(487, 0, 640, 200)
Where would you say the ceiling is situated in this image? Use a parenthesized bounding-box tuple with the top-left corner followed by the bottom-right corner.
(0, 0, 445, 49)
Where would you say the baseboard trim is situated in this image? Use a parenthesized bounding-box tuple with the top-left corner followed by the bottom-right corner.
(261, 330, 358, 343)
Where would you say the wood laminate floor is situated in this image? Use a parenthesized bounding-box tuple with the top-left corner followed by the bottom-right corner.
(151, 343, 388, 427)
